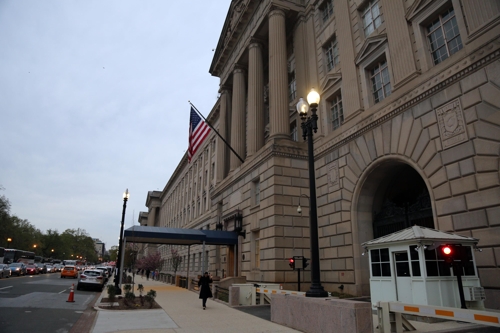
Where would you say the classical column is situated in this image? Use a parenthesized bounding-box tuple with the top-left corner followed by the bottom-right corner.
(247, 41, 264, 156)
(230, 67, 246, 170)
(216, 89, 230, 182)
(268, 8, 289, 139)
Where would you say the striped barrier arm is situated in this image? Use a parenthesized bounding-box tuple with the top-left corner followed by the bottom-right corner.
(256, 288, 306, 297)
(387, 302, 500, 327)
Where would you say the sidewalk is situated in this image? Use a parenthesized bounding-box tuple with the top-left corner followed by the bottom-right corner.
(90, 276, 491, 333)
(91, 275, 300, 333)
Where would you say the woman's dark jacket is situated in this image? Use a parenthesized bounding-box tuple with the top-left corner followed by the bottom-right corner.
(198, 276, 213, 299)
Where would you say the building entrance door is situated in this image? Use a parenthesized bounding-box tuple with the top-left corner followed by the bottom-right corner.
(394, 251, 413, 304)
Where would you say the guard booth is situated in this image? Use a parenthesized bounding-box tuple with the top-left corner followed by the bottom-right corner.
(362, 226, 485, 310)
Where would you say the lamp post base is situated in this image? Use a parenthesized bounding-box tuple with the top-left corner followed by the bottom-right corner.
(306, 285, 329, 298)
(114, 285, 122, 295)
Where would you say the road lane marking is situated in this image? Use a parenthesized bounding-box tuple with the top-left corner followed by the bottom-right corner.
(59, 289, 67, 294)
(0, 286, 13, 290)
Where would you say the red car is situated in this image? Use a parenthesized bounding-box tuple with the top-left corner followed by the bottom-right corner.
(26, 264, 38, 275)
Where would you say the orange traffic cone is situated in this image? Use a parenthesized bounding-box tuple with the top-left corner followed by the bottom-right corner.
(67, 284, 75, 303)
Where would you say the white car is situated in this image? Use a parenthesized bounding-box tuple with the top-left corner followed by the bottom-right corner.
(77, 269, 105, 291)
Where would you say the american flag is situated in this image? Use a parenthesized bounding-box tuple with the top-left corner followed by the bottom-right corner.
(188, 107, 211, 162)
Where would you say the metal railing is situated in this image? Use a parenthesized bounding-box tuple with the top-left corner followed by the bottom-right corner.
(215, 285, 229, 303)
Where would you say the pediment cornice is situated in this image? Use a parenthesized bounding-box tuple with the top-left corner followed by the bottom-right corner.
(320, 73, 342, 93)
(406, 0, 434, 21)
(355, 34, 387, 65)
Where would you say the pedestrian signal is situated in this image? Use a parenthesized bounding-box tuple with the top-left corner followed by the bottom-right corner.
(302, 257, 309, 269)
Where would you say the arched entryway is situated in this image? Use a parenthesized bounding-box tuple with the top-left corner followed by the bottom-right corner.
(352, 158, 436, 296)
(372, 165, 434, 238)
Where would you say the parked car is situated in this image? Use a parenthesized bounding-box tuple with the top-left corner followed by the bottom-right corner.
(0, 264, 11, 278)
(35, 263, 47, 274)
(94, 267, 109, 282)
(61, 265, 78, 279)
(9, 263, 27, 276)
(77, 269, 105, 291)
(26, 264, 38, 275)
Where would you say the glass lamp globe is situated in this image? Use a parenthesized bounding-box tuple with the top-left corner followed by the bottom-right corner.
(307, 88, 320, 106)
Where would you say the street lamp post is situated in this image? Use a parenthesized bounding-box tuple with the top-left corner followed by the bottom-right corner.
(114, 188, 130, 295)
(296, 89, 328, 298)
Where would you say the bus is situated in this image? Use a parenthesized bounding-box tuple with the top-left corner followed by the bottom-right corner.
(0, 247, 4, 264)
(3, 249, 35, 264)
(62, 260, 77, 266)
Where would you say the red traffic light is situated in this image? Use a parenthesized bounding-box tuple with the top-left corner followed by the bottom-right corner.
(289, 258, 295, 269)
(442, 246, 452, 255)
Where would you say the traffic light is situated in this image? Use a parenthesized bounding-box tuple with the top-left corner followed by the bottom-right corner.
(289, 258, 295, 269)
(441, 244, 454, 265)
(302, 257, 309, 269)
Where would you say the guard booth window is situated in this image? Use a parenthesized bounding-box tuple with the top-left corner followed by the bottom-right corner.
(409, 245, 421, 276)
(425, 248, 451, 276)
(460, 246, 476, 276)
(395, 252, 410, 276)
(371, 248, 391, 277)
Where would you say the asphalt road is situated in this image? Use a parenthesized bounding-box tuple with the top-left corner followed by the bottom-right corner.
(0, 271, 100, 333)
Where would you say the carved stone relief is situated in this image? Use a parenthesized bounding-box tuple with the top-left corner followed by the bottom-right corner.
(328, 161, 339, 188)
(436, 98, 468, 150)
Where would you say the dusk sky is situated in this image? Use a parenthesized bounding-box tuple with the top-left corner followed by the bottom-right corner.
(0, 1, 229, 251)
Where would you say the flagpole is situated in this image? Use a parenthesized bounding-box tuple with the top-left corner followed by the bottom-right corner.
(189, 101, 244, 163)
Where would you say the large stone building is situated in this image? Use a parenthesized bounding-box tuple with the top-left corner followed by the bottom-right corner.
(139, 0, 500, 308)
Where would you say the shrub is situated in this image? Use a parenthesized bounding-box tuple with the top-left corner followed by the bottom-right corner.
(124, 291, 135, 307)
(137, 284, 145, 305)
(123, 284, 132, 293)
(106, 284, 116, 306)
(145, 289, 157, 308)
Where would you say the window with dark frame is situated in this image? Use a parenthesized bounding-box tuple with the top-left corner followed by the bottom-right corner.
(288, 71, 296, 102)
(290, 120, 298, 142)
(330, 93, 343, 130)
(362, 0, 382, 36)
(371, 248, 391, 277)
(321, 0, 334, 23)
(426, 6, 463, 65)
(370, 60, 391, 103)
(325, 38, 339, 72)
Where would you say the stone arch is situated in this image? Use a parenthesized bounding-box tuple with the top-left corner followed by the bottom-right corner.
(350, 155, 438, 296)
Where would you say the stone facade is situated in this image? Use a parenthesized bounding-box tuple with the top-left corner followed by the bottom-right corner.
(140, 0, 500, 308)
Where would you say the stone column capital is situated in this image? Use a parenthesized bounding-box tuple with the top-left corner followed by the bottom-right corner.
(249, 38, 265, 50)
(233, 66, 246, 75)
(269, 7, 286, 19)
(219, 85, 232, 94)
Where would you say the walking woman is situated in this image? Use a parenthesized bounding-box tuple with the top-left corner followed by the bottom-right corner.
(198, 272, 213, 309)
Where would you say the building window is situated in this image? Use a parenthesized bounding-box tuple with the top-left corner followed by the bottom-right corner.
(253, 180, 260, 206)
(330, 93, 343, 130)
(211, 163, 215, 179)
(288, 71, 296, 102)
(325, 38, 339, 72)
(290, 120, 298, 142)
(362, 0, 382, 37)
(370, 248, 391, 277)
(321, 0, 334, 23)
(426, 7, 462, 65)
(370, 60, 391, 103)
